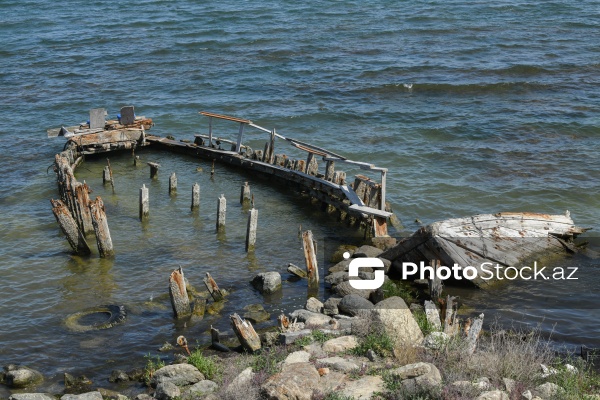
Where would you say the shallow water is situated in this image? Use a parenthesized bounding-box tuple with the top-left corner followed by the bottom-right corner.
(0, 0, 599, 389)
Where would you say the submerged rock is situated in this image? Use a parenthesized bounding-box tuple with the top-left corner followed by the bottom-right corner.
(3, 365, 44, 389)
(251, 272, 282, 294)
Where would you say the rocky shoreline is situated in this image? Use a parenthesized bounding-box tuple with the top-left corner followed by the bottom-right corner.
(2, 245, 599, 400)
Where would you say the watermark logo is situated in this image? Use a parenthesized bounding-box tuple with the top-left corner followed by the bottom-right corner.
(345, 252, 385, 289)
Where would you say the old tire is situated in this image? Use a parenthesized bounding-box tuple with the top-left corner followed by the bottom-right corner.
(65, 305, 127, 332)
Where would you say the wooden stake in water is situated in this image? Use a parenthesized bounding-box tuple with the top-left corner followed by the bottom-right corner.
(169, 267, 191, 319)
(169, 172, 177, 195)
(106, 158, 115, 190)
(302, 230, 319, 286)
(240, 181, 251, 204)
(210, 160, 215, 177)
(89, 196, 114, 257)
(216, 194, 226, 230)
(50, 199, 91, 255)
(191, 183, 200, 210)
(245, 208, 258, 252)
(204, 272, 224, 302)
(147, 162, 160, 179)
(139, 184, 149, 219)
(74, 181, 94, 234)
(103, 166, 111, 184)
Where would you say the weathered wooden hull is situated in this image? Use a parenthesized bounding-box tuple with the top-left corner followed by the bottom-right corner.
(381, 212, 587, 288)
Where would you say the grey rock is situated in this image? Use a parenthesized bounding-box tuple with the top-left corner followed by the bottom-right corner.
(321, 336, 358, 353)
(134, 395, 154, 400)
(328, 259, 352, 274)
(305, 297, 324, 313)
(243, 304, 271, 323)
(251, 272, 282, 294)
(4, 366, 44, 389)
(279, 329, 313, 345)
(289, 309, 332, 327)
(9, 394, 56, 400)
(262, 362, 320, 400)
(154, 382, 180, 400)
(521, 390, 533, 400)
(151, 364, 204, 388)
(366, 349, 379, 362)
(333, 281, 374, 299)
(324, 271, 348, 286)
(372, 297, 424, 347)
(378, 257, 392, 273)
(390, 362, 442, 391)
(476, 391, 509, 400)
(338, 294, 374, 317)
(61, 392, 103, 400)
(323, 297, 342, 315)
(535, 382, 563, 398)
(228, 367, 254, 390)
(183, 380, 218, 398)
(502, 377, 516, 394)
(339, 375, 384, 399)
(283, 351, 311, 366)
(352, 245, 383, 258)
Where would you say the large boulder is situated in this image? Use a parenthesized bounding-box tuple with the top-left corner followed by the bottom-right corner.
(334, 281, 374, 300)
(289, 309, 332, 327)
(3, 365, 44, 389)
(305, 297, 324, 313)
(261, 362, 320, 400)
(154, 382, 181, 400)
(317, 357, 359, 373)
(338, 294, 374, 317)
(183, 380, 218, 399)
(352, 245, 383, 258)
(251, 272, 282, 294)
(371, 297, 424, 347)
(323, 297, 342, 315)
(151, 364, 204, 387)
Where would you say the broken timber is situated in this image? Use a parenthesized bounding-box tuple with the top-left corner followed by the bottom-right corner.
(230, 313, 261, 353)
(169, 267, 191, 318)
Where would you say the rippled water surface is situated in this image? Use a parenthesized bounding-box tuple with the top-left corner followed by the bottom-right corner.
(0, 0, 599, 390)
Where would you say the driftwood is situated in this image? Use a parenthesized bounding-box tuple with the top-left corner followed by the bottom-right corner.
(50, 199, 91, 255)
(204, 272, 224, 302)
(177, 335, 191, 356)
(287, 263, 307, 278)
(169, 267, 191, 318)
(89, 197, 114, 257)
(230, 313, 261, 353)
(302, 230, 319, 286)
(466, 313, 484, 355)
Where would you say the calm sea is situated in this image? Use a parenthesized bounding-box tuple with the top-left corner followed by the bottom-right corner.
(1, 0, 599, 391)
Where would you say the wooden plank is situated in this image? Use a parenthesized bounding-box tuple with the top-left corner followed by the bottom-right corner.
(340, 185, 365, 206)
(348, 204, 392, 219)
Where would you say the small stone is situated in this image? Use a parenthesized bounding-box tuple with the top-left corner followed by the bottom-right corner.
(305, 297, 324, 313)
(521, 390, 533, 400)
(183, 380, 218, 398)
(318, 368, 329, 376)
(502, 377, 515, 394)
(317, 357, 359, 373)
(159, 342, 174, 352)
(535, 382, 563, 398)
(322, 336, 358, 353)
(366, 349, 378, 362)
(423, 332, 450, 350)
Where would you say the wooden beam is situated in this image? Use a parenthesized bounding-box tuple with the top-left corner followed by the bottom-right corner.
(200, 111, 252, 124)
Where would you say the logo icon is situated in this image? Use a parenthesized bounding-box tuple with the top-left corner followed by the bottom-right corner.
(345, 252, 385, 290)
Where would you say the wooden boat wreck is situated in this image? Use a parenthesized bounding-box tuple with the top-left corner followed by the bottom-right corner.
(48, 107, 393, 239)
(380, 211, 589, 288)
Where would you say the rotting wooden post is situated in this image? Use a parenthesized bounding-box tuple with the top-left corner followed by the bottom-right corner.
(210, 160, 215, 177)
(429, 259, 443, 301)
(89, 196, 114, 257)
(245, 208, 258, 252)
(216, 194, 226, 230)
(302, 230, 319, 287)
(134, 156, 140, 166)
(191, 183, 200, 210)
(305, 153, 314, 174)
(74, 181, 94, 235)
(103, 166, 111, 184)
(380, 169, 387, 211)
(466, 313, 484, 355)
(139, 184, 149, 219)
(424, 300, 442, 331)
(204, 272, 224, 302)
(230, 313, 261, 353)
(444, 295, 458, 335)
(169, 172, 177, 195)
(106, 159, 115, 190)
(325, 160, 335, 181)
(262, 142, 270, 163)
(268, 129, 276, 164)
(169, 267, 191, 319)
(240, 181, 251, 204)
(147, 162, 160, 179)
(50, 199, 91, 255)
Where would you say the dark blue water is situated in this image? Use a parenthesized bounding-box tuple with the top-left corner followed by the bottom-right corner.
(1, 0, 599, 391)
